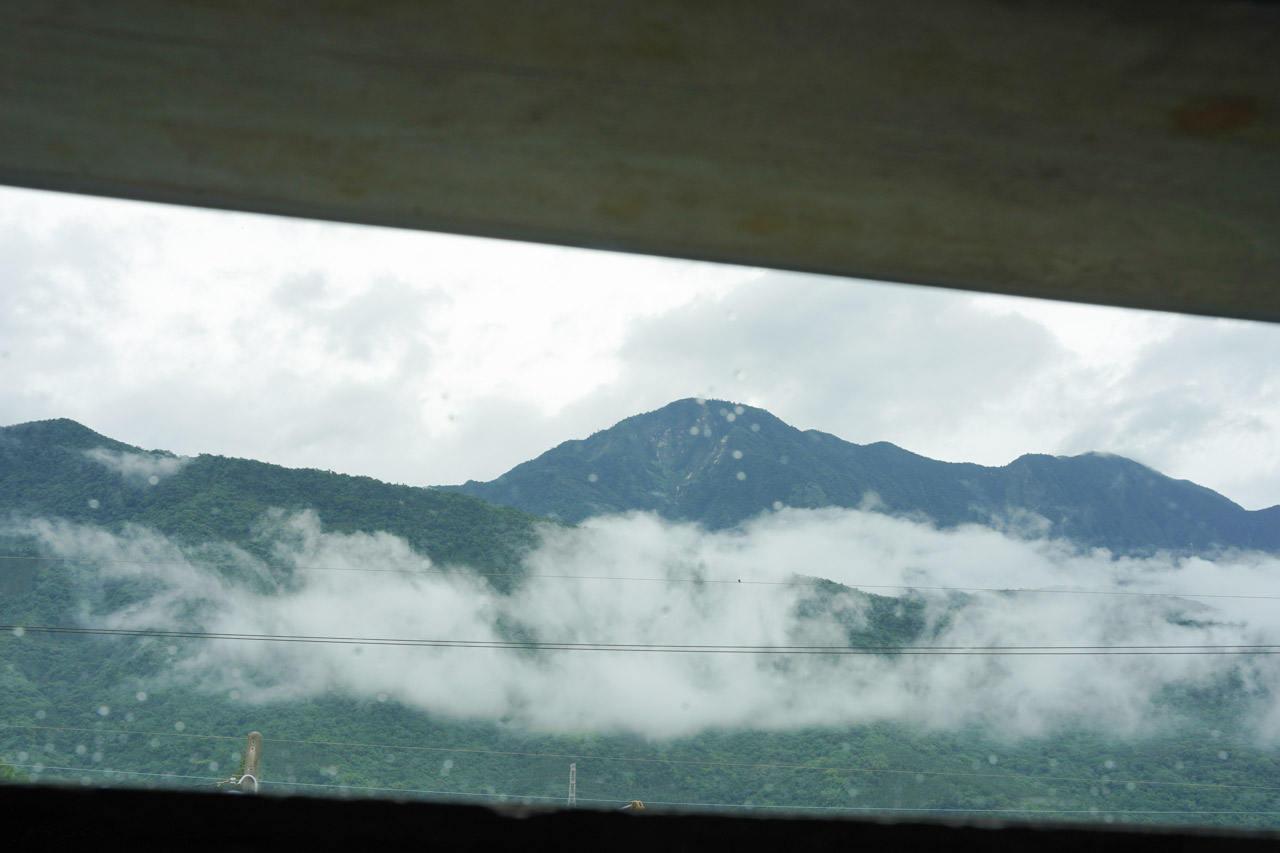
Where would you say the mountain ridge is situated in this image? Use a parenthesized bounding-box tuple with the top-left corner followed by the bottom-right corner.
(446, 398, 1280, 555)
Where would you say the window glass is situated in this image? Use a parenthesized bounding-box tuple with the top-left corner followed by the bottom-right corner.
(2, 186, 1279, 828)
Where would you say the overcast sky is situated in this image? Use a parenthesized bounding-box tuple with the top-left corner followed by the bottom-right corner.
(2, 185, 1278, 510)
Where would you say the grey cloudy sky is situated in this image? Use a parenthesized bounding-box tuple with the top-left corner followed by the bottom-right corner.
(3, 185, 1278, 510)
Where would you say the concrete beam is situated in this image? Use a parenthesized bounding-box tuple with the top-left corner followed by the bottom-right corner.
(1, 1, 1276, 320)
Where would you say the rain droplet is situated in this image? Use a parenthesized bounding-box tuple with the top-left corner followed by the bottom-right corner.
(988, 755, 999, 765)
(35, 710, 46, 720)
(16, 752, 27, 762)
(11, 626, 24, 637)
(1218, 751, 1229, 760)
(377, 693, 388, 703)
(209, 762, 219, 772)
(772, 501, 784, 511)
(750, 423, 760, 432)
(725, 413, 736, 422)
(174, 721, 186, 732)
(734, 406, 744, 415)
(732, 450, 743, 459)
(229, 690, 241, 700)
(702, 428, 711, 437)
(1126, 782, 1136, 791)
(736, 471, 746, 481)
(719, 408, 729, 417)
(75, 745, 87, 755)
(695, 397, 706, 406)
(587, 473, 598, 483)
(1104, 760, 1115, 770)
(87, 499, 100, 509)
(136, 691, 147, 702)
(97, 706, 110, 717)
(689, 426, 700, 436)
(148, 475, 160, 486)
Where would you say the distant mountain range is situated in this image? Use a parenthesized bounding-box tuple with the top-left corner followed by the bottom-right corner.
(448, 398, 1280, 556)
(3, 402, 1277, 560)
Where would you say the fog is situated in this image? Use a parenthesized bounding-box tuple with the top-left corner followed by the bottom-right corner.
(11, 508, 1280, 740)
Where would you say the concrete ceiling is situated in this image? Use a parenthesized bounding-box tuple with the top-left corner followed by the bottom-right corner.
(1, 0, 1276, 321)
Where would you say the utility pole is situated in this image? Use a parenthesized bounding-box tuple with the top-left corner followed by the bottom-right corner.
(567, 762, 576, 808)
(239, 731, 262, 793)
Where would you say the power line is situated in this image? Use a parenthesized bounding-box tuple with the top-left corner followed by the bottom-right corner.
(5, 554, 1279, 602)
(11, 763, 223, 784)
(7, 723, 1275, 794)
(6, 624, 1280, 655)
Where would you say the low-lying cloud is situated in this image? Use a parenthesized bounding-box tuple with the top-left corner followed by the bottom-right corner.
(10, 508, 1280, 740)
(83, 448, 190, 485)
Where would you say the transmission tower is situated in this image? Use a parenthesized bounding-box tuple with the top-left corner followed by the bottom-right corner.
(567, 762, 577, 807)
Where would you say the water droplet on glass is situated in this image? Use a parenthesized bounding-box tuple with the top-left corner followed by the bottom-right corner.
(1126, 782, 1136, 791)
(91, 751, 103, 763)
(725, 413, 736, 422)
(695, 397, 706, 406)
(136, 691, 147, 702)
(1104, 760, 1115, 770)
(209, 761, 219, 772)
(689, 426, 700, 436)
(732, 450, 743, 460)
(87, 499, 100, 509)
(174, 721, 186, 732)
(988, 754, 998, 765)
(734, 405, 745, 415)
(377, 692, 388, 703)
(736, 471, 747, 481)
(750, 423, 760, 432)
(1218, 751, 1229, 760)
(97, 706, 110, 717)
(75, 745, 87, 755)
(587, 473, 598, 483)
(229, 690, 241, 700)
(148, 475, 160, 486)
(772, 501, 784, 511)
(17, 751, 27, 762)
(11, 626, 24, 637)
(719, 408, 729, 417)
(35, 710, 46, 720)
(702, 428, 711, 437)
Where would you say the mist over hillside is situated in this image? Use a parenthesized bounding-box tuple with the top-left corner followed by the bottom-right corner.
(2, 413, 1279, 823)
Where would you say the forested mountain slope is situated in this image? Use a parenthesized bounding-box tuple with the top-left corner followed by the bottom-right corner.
(0, 418, 549, 578)
(448, 399, 1280, 555)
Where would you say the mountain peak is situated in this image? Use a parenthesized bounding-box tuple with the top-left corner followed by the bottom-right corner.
(448, 400, 1280, 554)
(1, 418, 139, 453)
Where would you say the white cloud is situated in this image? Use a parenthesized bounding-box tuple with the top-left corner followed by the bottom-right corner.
(14, 509, 1280, 740)
(83, 449, 190, 485)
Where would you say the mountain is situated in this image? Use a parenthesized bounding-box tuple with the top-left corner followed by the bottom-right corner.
(447, 398, 1280, 555)
(3, 415, 1279, 825)
(0, 418, 549, 584)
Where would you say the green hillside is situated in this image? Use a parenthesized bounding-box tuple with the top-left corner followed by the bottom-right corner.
(0, 418, 552, 587)
(448, 399, 1280, 555)
(2, 414, 1278, 828)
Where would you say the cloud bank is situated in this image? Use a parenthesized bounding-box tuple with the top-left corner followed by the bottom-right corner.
(11, 508, 1280, 740)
